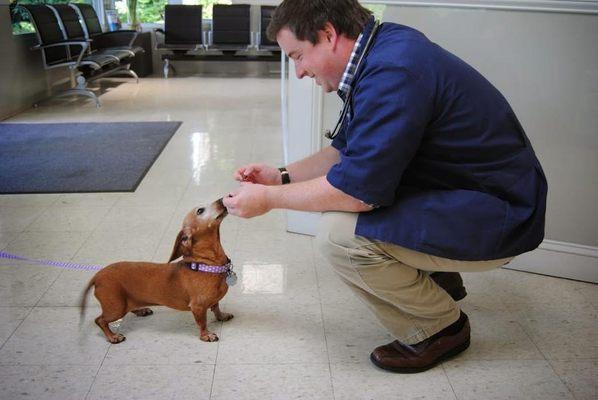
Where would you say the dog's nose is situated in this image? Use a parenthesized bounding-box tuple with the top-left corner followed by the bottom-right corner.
(217, 198, 224, 207)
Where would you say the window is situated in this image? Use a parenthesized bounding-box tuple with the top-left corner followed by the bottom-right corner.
(10, 0, 93, 35)
(192, 0, 232, 20)
(363, 3, 386, 20)
(114, 0, 169, 25)
(112, 0, 231, 25)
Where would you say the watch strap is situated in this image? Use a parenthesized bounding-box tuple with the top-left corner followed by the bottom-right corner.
(278, 167, 290, 185)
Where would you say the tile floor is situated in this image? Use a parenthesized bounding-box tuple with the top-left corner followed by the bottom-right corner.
(0, 76, 597, 400)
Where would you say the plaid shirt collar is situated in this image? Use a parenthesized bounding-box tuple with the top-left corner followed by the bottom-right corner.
(337, 16, 376, 102)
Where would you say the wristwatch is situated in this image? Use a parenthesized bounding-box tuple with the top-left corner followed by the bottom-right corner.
(278, 167, 290, 185)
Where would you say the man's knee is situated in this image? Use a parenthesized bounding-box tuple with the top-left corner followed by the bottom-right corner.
(315, 211, 358, 262)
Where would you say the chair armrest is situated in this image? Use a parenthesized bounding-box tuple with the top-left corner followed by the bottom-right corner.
(31, 39, 91, 67)
(31, 39, 90, 51)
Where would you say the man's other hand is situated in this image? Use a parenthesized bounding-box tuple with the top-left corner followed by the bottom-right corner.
(233, 164, 281, 185)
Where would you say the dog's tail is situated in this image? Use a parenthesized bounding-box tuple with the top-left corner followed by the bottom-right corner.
(79, 278, 95, 327)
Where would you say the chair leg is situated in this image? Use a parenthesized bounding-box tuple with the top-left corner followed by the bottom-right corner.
(163, 59, 170, 79)
(50, 72, 101, 107)
(97, 65, 140, 83)
(163, 58, 176, 79)
(120, 68, 139, 83)
(131, 69, 139, 83)
(55, 88, 101, 107)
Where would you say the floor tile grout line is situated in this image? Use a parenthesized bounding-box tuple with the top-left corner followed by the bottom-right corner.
(147, 143, 195, 263)
(61, 201, 118, 269)
(83, 342, 112, 400)
(29, 202, 117, 310)
(0, 306, 36, 353)
(16, 196, 60, 234)
(28, 198, 120, 400)
(546, 358, 579, 399)
(311, 237, 338, 400)
(150, 208, 179, 262)
(208, 329, 221, 400)
(208, 223, 241, 400)
(0, 361, 341, 367)
(0, 194, 61, 253)
(514, 313, 578, 399)
(441, 363, 461, 400)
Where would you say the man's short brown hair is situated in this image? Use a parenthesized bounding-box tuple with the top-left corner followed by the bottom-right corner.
(266, 0, 372, 45)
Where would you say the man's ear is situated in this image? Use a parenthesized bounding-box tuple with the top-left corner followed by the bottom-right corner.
(322, 22, 338, 46)
(168, 228, 192, 262)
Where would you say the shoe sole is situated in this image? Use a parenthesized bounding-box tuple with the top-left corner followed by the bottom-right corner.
(369, 338, 470, 374)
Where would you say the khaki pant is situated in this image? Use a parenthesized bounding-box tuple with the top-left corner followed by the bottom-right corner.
(315, 211, 512, 345)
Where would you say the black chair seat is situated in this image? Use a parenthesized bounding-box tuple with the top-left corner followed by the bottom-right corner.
(70, 4, 141, 56)
(95, 48, 135, 61)
(119, 45, 144, 54)
(81, 53, 121, 68)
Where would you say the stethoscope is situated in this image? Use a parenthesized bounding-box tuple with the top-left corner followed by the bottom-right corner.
(324, 19, 381, 140)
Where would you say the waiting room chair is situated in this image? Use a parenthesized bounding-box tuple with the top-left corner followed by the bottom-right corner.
(48, 4, 139, 82)
(210, 4, 251, 54)
(257, 5, 280, 51)
(153, 5, 204, 78)
(20, 4, 126, 107)
(69, 3, 143, 56)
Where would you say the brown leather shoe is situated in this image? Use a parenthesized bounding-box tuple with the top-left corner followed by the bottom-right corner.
(370, 312, 470, 373)
(430, 272, 467, 301)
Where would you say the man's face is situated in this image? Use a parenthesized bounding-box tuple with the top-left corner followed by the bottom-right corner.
(277, 27, 344, 93)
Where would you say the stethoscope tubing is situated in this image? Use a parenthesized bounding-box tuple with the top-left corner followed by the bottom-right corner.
(324, 20, 381, 140)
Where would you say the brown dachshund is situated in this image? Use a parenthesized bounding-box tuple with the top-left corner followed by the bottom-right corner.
(80, 198, 234, 343)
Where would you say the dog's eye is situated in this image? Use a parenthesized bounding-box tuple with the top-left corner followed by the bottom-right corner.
(196, 208, 205, 215)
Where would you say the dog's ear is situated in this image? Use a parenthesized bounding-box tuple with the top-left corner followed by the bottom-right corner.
(168, 228, 193, 262)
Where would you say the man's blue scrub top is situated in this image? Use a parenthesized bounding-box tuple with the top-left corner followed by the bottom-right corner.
(327, 23, 547, 261)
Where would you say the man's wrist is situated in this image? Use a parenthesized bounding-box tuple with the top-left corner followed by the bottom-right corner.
(278, 167, 291, 185)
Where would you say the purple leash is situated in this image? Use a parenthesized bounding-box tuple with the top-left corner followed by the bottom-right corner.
(0, 250, 102, 271)
(0, 251, 238, 286)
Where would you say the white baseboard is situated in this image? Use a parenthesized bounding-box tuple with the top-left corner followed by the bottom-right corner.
(285, 211, 598, 283)
(285, 211, 320, 236)
(503, 240, 598, 283)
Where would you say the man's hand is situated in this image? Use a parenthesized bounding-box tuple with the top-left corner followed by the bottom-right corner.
(223, 182, 272, 218)
(233, 164, 281, 185)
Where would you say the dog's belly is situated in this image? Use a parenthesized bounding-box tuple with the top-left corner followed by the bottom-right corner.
(127, 289, 191, 312)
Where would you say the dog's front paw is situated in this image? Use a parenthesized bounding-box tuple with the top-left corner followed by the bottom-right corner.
(217, 312, 234, 322)
(200, 332, 219, 342)
(109, 333, 126, 344)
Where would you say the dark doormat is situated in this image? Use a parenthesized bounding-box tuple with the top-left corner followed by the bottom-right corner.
(0, 121, 182, 194)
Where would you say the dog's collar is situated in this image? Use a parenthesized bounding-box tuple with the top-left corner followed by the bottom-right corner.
(188, 261, 232, 274)
(187, 259, 237, 286)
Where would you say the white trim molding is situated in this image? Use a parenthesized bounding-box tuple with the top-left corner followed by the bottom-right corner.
(367, 0, 598, 14)
(284, 60, 325, 236)
(504, 240, 598, 283)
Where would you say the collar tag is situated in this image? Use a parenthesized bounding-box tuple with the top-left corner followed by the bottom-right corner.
(225, 270, 237, 286)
